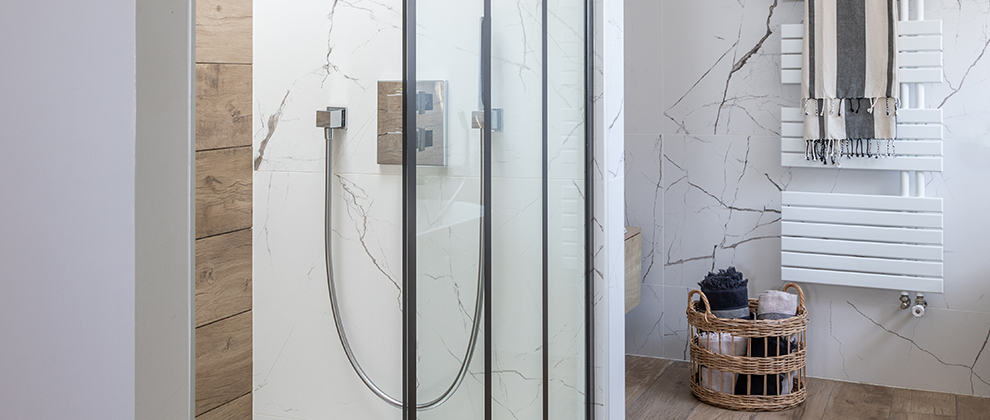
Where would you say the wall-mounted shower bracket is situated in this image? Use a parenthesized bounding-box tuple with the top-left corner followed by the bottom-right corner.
(471, 109, 503, 132)
(317, 107, 347, 130)
(317, 107, 347, 142)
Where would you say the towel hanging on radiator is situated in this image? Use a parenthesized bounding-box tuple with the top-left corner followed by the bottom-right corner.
(802, 0, 899, 164)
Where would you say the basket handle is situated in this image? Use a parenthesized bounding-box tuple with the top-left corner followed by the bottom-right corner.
(781, 282, 806, 310)
(687, 289, 715, 322)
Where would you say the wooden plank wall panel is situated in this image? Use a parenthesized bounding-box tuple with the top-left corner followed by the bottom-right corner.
(196, 64, 252, 150)
(197, 393, 251, 420)
(195, 0, 252, 416)
(196, 147, 252, 239)
(196, 0, 252, 64)
(196, 229, 252, 327)
(195, 311, 253, 416)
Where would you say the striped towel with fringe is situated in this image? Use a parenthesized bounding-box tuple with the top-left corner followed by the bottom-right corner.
(802, 0, 899, 165)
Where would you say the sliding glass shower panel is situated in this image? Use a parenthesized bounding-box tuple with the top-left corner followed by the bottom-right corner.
(415, 0, 487, 418)
(546, 0, 588, 417)
(412, 0, 587, 418)
(489, 0, 546, 418)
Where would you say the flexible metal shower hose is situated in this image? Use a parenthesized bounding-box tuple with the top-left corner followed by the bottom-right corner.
(323, 128, 484, 410)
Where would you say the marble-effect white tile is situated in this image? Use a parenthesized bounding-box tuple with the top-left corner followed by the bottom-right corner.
(624, 0, 990, 398)
(255, 0, 609, 417)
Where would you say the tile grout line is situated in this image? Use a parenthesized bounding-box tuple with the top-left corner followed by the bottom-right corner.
(195, 61, 253, 66)
(820, 380, 836, 420)
(682, 398, 699, 420)
(195, 226, 252, 242)
(196, 308, 251, 330)
(888, 387, 894, 420)
(196, 144, 254, 154)
(196, 390, 250, 418)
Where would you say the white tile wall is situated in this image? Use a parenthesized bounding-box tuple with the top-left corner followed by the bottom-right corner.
(255, 0, 616, 418)
(624, 0, 990, 397)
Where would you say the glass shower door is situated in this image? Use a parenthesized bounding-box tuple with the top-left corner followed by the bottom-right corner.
(413, 0, 487, 419)
(408, 0, 588, 418)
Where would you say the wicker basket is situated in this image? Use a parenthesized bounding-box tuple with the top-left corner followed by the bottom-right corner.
(686, 283, 808, 411)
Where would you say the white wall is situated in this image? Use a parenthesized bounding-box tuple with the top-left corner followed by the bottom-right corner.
(135, 0, 196, 419)
(0, 1, 194, 419)
(624, 0, 990, 397)
(593, 0, 626, 417)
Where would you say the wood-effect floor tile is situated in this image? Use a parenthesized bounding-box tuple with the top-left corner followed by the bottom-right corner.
(626, 355, 673, 409)
(685, 402, 756, 420)
(957, 394, 990, 420)
(626, 361, 700, 420)
(821, 381, 894, 420)
(888, 413, 956, 420)
(753, 377, 834, 420)
(892, 388, 956, 416)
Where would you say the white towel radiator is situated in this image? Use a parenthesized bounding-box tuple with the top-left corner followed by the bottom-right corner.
(778, 0, 944, 297)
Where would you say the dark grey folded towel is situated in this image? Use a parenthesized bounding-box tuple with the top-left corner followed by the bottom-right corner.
(735, 336, 797, 396)
(699, 267, 750, 320)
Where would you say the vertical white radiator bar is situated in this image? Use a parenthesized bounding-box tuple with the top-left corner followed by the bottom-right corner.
(901, 171, 912, 196)
(913, 0, 927, 199)
(915, 172, 926, 197)
(900, 71, 911, 195)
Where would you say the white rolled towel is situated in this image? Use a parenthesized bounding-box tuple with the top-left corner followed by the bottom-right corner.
(757, 289, 798, 320)
(756, 289, 799, 394)
(698, 332, 747, 393)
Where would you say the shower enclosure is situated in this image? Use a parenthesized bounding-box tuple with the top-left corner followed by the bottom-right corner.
(254, 0, 591, 418)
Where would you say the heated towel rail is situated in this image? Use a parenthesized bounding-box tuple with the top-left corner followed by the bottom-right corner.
(778, 0, 944, 294)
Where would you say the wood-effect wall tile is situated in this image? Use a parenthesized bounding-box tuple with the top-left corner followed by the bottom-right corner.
(196, 392, 251, 420)
(196, 64, 252, 151)
(196, 229, 252, 327)
(195, 311, 252, 416)
(196, 0, 251, 64)
(196, 147, 252, 239)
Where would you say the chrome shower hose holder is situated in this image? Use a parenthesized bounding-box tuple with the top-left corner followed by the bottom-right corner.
(317, 107, 347, 130)
(317, 107, 347, 141)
